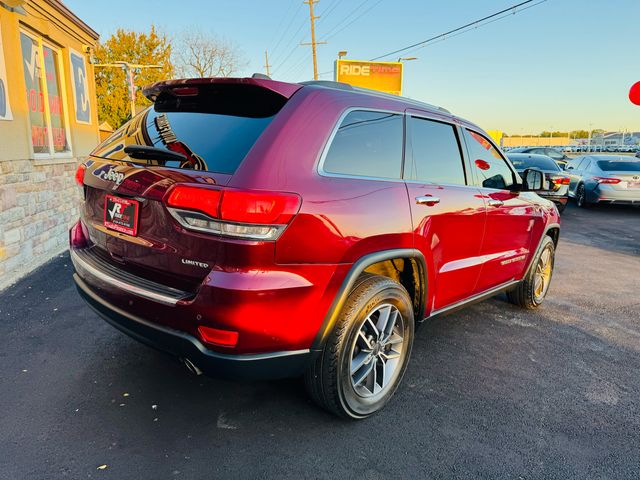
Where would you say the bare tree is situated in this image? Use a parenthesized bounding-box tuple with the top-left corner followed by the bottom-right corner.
(174, 30, 245, 78)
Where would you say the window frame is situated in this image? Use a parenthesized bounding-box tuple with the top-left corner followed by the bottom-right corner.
(404, 113, 468, 186)
(19, 28, 73, 161)
(461, 127, 520, 191)
(317, 107, 406, 182)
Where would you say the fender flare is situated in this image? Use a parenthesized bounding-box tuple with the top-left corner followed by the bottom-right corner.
(523, 222, 560, 279)
(310, 248, 427, 351)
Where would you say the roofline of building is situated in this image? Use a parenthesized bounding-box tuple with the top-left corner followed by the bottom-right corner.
(43, 0, 99, 40)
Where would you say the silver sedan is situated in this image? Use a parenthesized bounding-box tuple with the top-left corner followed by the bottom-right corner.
(565, 155, 640, 207)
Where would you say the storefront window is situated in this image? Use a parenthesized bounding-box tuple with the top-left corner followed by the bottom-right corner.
(20, 31, 71, 156)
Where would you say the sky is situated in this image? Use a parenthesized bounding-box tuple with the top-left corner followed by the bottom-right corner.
(64, 0, 640, 134)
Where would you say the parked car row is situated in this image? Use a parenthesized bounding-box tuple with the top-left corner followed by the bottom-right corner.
(507, 153, 570, 212)
(505, 150, 640, 211)
(504, 145, 640, 154)
(566, 145, 640, 154)
(507, 147, 570, 168)
(564, 156, 640, 207)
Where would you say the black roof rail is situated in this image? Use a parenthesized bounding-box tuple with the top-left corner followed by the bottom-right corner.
(299, 79, 450, 114)
(350, 85, 450, 114)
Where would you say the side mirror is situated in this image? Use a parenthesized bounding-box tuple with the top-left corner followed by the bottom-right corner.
(522, 168, 547, 191)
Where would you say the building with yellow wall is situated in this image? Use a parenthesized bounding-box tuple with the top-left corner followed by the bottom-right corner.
(0, 0, 99, 289)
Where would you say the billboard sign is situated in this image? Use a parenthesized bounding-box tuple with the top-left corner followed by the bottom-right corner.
(335, 59, 403, 96)
(0, 24, 13, 121)
(69, 49, 91, 124)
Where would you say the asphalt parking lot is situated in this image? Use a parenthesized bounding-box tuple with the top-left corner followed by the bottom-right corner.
(1, 203, 639, 479)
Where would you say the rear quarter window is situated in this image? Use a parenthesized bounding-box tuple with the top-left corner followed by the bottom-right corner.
(322, 110, 403, 179)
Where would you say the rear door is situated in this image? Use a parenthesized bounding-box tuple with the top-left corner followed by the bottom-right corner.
(461, 128, 540, 292)
(566, 156, 590, 194)
(404, 113, 487, 311)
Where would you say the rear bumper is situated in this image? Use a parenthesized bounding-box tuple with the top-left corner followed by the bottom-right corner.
(539, 193, 568, 207)
(590, 186, 640, 204)
(74, 274, 313, 380)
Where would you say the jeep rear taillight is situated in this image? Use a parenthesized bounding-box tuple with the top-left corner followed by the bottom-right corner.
(165, 185, 301, 240)
(75, 164, 86, 186)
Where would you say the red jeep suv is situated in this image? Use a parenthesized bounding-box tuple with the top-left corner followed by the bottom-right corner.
(70, 76, 560, 418)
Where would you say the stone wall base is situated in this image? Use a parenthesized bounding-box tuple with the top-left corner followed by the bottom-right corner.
(0, 159, 81, 291)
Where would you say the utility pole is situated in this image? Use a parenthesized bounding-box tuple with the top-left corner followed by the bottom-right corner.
(94, 61, 163, 118)
(302, 0, 326, 80)
(264, 50, 272, 77)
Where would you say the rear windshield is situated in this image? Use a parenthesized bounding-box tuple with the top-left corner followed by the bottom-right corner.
(91, 84, 287, 174)
(597, 160, 640, 172)
(508, 155, 560, 171)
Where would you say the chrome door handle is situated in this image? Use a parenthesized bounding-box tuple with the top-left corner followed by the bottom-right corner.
(488, 199, 504, 207)
(415, 196, 440, 206)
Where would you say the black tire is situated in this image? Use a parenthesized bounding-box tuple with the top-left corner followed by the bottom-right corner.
(507, 236, 555, 309)
(304, 273, 414, 419)
(576, 183, 589, 208)
(556, 202, 566, 214)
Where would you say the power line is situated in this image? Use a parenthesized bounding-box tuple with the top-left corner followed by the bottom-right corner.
(271, 20, 307, 72)
(322, 0, 370, 38)
(398, 0, 547, 59)
(272, 25, 308, 75)
(370, 0, 544, 61)
(317, 0, 340, 24)
(270, 1, 304, 60)
(282, 52, 312, 80)
(268, 0, 297, 48)
(325, 0, 384, 41)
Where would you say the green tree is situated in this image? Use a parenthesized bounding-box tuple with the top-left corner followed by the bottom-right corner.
(94, 26, 173, 129)
(569, 130, 590, 139)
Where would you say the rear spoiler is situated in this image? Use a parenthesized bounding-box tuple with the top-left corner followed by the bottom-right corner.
(143, 77, 302, 102)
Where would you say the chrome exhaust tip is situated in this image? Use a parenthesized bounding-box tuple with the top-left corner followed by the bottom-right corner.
(181, 357, 203, 376)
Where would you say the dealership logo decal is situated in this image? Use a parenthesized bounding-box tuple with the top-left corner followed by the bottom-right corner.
(93, 164, 125, 185)
(107, 202, 122, 221)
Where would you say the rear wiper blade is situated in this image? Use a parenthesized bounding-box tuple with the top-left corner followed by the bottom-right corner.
(123, 145, 186, 163)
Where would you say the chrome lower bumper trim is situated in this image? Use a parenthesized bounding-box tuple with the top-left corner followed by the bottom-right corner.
(70, 248, 191, 306)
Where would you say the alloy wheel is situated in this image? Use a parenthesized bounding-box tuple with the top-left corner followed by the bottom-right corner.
(577, 185, 585, 207)
(349, 303, 405, 398)
(533, 246, 553, 302)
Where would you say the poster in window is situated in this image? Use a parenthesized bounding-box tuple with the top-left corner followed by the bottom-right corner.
(0, 24, 13, 121)
(69, 49, 91, 124)
(43, 46, 70, 153)
(20, 32, 49, 153)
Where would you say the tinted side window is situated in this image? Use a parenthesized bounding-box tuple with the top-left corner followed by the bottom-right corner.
(545, 149, 563, 160)
(464, 129, 515, 190)
(408, 117, 465, 185)
(566, 157, 582, 170)
(576, 157, 589, 170)
(323, 110, 403, 179)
